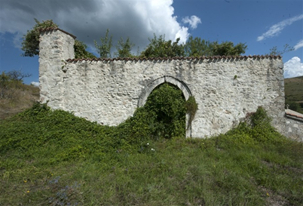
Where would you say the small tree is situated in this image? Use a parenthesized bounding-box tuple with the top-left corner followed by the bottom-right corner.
(22, 19, 58, 57)
(94, 29, 113, 58)
(0, 72, 10, 98)
(184, 37, 247, 57)
(22, 19, 96, 58)
(7, 70, 31, 82)
(0, 70, 31, 99)
(140, 34, 185, 58)
(184, 37, 214, 57)
(74, 40, 96, 59)
(115, 37, 135, 57)
(212, 41, 247, 56)
(269, 44, 294, 56)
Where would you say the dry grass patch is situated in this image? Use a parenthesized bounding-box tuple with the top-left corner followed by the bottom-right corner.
(0, 84, 39, 120)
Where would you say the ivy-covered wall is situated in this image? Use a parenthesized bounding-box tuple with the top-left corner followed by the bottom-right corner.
(39, 29, 286, 138)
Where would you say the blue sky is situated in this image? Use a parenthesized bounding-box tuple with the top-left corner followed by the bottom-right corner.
(0, 0, 302, 85)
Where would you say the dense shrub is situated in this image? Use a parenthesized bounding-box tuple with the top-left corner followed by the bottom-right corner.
(143, 83, 186, 139)
(115, 83, 187, 146)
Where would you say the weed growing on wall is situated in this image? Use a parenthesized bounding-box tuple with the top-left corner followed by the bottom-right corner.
(185, 96, 198, 129)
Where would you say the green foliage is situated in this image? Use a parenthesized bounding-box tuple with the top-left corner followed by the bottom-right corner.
(212, 41, 247, 56)
(115, 107, 156, 145)
(185, 96, 198, 129)
(250, 106, 271, 127)
(284, 76, 303, 114)
(117, 83, 186, 143)
(22, 19, 58, 57)
(1, 102, 303, 205)
(1, 103, 133, 172)
(184, 36, 214, 56)
(115, 37, 135, 57)
(74, 40, 96, 59)
(21, 19, 95, 59)
(46, 177, 82, 206)
(140, 34, 185, 58)
(0, 72, 10, 99)
(0, 71, 27, 99)
(22, 19, 248, 59)
(184, 37, 247, 57)
(94, 29, 113, 58)
(143, 83, 186, 139)
(286, 101, 303, 113)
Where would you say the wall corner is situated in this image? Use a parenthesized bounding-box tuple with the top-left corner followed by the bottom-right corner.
(38, 29, 75, 109)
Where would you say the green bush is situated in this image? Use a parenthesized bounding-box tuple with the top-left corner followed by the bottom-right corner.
(142, 83, 186, 139)
(185, 96, 198, 129)
(100, 83, 190, 148)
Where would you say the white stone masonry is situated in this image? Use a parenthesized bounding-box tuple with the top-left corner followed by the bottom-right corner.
(39, 29, 287, 138)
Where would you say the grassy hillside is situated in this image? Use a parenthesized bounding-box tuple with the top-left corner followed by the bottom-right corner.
(0, 74, 303, 205)
(285, 76, 303, 113)
(0, 72, 39, 120)
(0, 104, 302, 205)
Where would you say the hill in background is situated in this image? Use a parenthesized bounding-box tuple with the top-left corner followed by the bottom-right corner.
(285, 76, 303, 114)
(0, 72, 39, 120)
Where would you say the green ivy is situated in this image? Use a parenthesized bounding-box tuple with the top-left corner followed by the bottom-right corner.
(119, 83, 187, 142)
(144, 83, 186, 139)
(185, 96, 198, 129)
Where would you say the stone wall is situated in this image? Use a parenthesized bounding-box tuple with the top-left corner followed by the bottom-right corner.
(285, 109, 303, 142)
(39, 29, 286, 138)
(285, 118, 303, 142)
(39, 29, 75, 109)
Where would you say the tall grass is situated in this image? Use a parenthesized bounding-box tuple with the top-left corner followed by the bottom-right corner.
(0, 104, 302, 205)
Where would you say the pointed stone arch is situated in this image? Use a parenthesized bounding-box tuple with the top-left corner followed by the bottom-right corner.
(138, 76, 193, 137)
(138, 76, 192, 107)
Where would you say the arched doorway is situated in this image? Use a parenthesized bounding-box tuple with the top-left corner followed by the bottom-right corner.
(138, 76, 193, 137)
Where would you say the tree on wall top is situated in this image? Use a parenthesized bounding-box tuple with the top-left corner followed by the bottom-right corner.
(140, 35, 247, 58)
(22, 19, 247, 59)
(268, 44, 293, 56)
(74, 40, 96, 59)
(115, 37, 135, 58)
(212, 41, 247, 56)
(94, 29, 113, 58)
(22, 19, 57, 57)
(21, 19, 96, 59)
(184, 37, 214, 57)
(140, 34, 185, 58)
(184, 36, 247, 56)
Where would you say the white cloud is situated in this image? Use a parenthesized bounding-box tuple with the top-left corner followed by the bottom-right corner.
(175, 27, 189, 43)
(12, 32, 23, 49)
(182, 15, 202, 29)
(31, 81, 40, 87)
(294, 39, 303, 50)
(0, 0, 195, 50)
(284, 57, 303, 78)
(257, 14, 303, 41)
